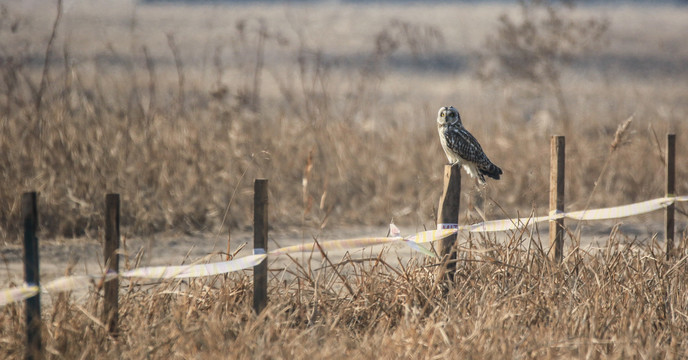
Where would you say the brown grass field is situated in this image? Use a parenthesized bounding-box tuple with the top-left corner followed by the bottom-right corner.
(1, 0, 687, 358)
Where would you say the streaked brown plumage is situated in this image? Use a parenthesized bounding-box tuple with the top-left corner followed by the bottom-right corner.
(437, 106, 502, 184)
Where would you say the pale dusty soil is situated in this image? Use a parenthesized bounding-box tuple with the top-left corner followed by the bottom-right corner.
(0, 226, 399, 286)
(1, 220, 681, 291)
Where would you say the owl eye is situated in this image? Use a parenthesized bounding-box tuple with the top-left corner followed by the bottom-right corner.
(441, 113, 445, 117)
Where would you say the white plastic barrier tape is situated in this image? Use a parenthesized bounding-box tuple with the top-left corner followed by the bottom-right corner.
(565, 198, 671, 221)
(269, 237, 399, 255)
(446, 196, 688, 233)
(0, 227, 453, 306)
(408, 229, 459, 244)
(1, 284, 39, 307)
(1, 195, 685, 307)
(122, 254, 269, 279)
(42, 274, 114, 293)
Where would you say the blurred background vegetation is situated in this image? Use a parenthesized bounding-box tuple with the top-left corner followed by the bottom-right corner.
(0, 0, 686, 242)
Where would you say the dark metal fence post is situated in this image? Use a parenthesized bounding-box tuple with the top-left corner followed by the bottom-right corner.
(23, 192, 42, 360)
(253, 179, 268, 314)
(103, 194, 120, 334)
(666, 134, 676, 259)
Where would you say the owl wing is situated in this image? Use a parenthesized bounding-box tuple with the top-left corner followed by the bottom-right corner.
(444, 126, 489, 165)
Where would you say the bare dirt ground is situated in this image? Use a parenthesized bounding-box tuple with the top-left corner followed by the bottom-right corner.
(2, 219, 682, 296)
(1, 226, 397, 285)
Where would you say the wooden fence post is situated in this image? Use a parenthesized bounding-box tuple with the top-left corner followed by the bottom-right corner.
(549, 136, 565, 263)
(253, 179, 268, 314)
(437, 165, 461, 276)
(103, 194, 120, 334)
(23, 192, 42, 360)
(666, 134, 676, 259)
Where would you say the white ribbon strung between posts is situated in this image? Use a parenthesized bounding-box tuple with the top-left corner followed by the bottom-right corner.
(441, 195, 687, 233)
(2, 195, 686, 307)
(0, 227, 451, 306)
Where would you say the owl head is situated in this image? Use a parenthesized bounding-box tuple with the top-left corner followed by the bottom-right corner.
(437, 106, 462, 126)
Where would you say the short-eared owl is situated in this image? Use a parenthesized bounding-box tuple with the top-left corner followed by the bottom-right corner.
(437, 106, 502, 184)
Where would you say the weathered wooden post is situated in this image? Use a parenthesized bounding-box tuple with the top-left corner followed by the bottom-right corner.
(253, 179, 268, 314)
(103, 194, 120, 334)
(23, 192, 42, 360)
(437, 165, 461, 276)
(665, 134, 676, 259)
(549, 136, 565, 264)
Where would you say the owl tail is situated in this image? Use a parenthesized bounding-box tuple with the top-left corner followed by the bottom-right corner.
(478, 162, 503, 181)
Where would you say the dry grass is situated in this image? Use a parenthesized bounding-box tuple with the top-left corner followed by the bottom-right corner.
(0, 1, 686, 241)
(2, 231, 688, 358)
(1, 2, 687, 356)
